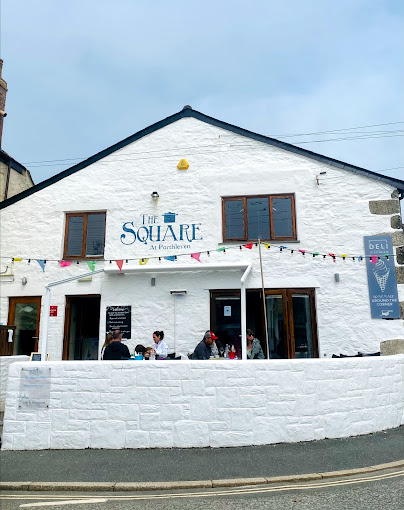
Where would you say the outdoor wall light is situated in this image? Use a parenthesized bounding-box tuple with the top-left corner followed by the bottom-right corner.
(151, 191, 159, 201)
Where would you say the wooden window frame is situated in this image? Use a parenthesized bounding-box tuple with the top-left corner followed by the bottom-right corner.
(222, 194, 296, 242)
(63, 212, 106, 260)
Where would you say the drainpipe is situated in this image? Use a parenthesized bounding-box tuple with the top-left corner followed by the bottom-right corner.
(240, 263, 253, 360)
(3, 160, 11, 200)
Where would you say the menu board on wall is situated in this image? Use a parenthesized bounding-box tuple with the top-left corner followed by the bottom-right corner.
(19, 367, 51, 410)
(106, 306, 131, 339)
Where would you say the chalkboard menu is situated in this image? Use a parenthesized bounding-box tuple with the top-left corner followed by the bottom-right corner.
(106, 306, 131, 339)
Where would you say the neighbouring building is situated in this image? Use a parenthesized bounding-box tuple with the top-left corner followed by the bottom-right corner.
(0, 106, 403, 361)
(0, 59, 34, 201)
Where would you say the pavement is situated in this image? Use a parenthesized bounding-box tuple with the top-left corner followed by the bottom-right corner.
(0, 425, 403, 491)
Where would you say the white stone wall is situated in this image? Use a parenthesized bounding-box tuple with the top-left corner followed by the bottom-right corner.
(2, 356, 404, 450)
(0, 117, 402, 359)
(0, 355, 29, 412)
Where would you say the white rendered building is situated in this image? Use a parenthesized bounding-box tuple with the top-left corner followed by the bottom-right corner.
(1, 106, 403, 361)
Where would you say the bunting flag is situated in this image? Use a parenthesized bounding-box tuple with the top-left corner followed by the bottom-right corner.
(87, 261, 97, 272)
(299, 249, 306, 256)
(139, 258, 149, 265)
(37, 260, 46, 272)
(243, 243, 253, 249)
(371, 255, 377, 264)
(13, 257, 22, 262)
(191, 252, 201, 262)
(217, 247, 226, 252)
(59, 260, 72, 267)
(263, 243, 270, 250)
(164, 256, 176, 262)
(115, 260, 124, 271)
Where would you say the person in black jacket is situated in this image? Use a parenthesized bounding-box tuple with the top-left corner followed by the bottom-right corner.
(190, 331, 218, 359)
(102, 330, 131, 360)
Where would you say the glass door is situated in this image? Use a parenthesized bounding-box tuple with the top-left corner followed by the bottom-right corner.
(265, 290, 289, 359)
(8, 297, 41, 355)
(264, 289, 318, 359)
(290, 291, 315, 358)
(210, 291, 241, 358)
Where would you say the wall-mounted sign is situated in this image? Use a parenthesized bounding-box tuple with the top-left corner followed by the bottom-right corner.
(106, 306, 131, 339)
(49, 306, 58, 317)
(177, 159, 189, 170)
(120, 212, 202, 250)
(364, 235, 400, 319)
(19, 367, 51, 410)
(30, 352, 50, 361)
(224, 306, 232, 317)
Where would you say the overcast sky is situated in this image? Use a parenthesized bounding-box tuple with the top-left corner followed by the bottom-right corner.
(1, 0, 403, 184)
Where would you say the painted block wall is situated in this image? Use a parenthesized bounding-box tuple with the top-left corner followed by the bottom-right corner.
(0, 117, 402, 360)
(2, 356, 404, 450)
(0, 355, 29, 411)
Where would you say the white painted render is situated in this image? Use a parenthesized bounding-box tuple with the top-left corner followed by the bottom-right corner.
(0, 116, 402, 359)
(0, 355, 29, 412)
(2, 357, 403, 450)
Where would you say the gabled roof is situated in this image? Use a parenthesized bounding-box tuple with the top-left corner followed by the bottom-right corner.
(0, 149, 30, 175)
(1, 106, 403, 209)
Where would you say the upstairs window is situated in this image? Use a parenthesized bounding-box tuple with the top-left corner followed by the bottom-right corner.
(64, 212, 106, 259)
(222, 194, 296, 242)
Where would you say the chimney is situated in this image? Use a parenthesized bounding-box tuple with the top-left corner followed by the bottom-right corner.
(0, 59, 8, 149)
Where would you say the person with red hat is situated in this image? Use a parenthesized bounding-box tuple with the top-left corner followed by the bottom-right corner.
(190, 330, 219, 360)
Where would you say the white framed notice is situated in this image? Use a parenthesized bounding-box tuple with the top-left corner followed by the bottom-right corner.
(224, 306, 231, 317)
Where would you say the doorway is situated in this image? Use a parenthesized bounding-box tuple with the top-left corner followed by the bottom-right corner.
(210, 289, 318, 359)
(7, 297, 41, 356)
(63, 295, 101, 360)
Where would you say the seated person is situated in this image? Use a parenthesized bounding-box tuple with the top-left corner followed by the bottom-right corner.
(190, 331, 218, 360)
(246, 329, 265, 359)
(153, 330, 169, 358)
(135, 344, 155, 359)
(102, 330, 131, 360)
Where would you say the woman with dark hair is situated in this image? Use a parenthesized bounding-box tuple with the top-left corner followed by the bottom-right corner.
(153, 330, 169, 358)
(246, 329, 265, 359)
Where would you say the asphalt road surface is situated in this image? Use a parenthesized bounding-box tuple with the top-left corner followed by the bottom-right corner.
(1, 469, 403, 510)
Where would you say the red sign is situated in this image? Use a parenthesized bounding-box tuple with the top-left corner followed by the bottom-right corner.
(49, 306, 58, 317)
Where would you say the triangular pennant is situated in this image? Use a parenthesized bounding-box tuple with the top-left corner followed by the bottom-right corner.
(13, 257, 22, 262)
(37, 260, 46, 272)
(115, 260, 124, 271)
(60, 260, 72, 267)
(191, 253, 201, 262)
(164, 256, 176, 262)
(139, 258, 149, 265)
(87, 261, 96, 272)
(243, 243, 253, 249)
(217, 247, 226, 252)
(263, 243, 270, 250)
(370, 255, 377, 264)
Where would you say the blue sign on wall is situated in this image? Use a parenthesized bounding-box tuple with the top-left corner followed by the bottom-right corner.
(364, 235, 400, 319)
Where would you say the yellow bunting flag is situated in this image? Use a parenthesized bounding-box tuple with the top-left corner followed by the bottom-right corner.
(13, 257, 22, 261)
(139, 258, 149, 265)
(263, 243, 270, 250)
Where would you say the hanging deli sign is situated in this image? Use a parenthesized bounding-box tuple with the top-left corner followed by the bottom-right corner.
(120, 212, 202, 250)
(364, 235, 399, 319)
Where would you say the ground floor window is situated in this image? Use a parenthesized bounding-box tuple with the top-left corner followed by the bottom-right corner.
(63, 295, 101, 360)
(210, 289, 318, 359)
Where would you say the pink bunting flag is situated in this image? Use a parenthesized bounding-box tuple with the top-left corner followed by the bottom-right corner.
(191, 252, 201, 262)
(371, 256, 377, 264)
(60, 260, 72, 267)
(115, 260, 124, 272)
(243, 243, 253, 249)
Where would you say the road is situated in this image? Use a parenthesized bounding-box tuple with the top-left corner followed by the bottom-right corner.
(1, 469, 403, 510)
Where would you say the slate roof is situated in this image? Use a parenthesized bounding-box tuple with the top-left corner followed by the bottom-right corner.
(1, 106, 403, 209)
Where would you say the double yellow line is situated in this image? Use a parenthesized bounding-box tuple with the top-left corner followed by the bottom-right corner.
(2, 469, 404, 503)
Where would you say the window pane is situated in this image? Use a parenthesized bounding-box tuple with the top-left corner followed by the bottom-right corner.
(66, 216, 84, 256)
(265, 295, 287, 359)
(292, 294, 313, 358)
(86, 214, 106, 256)
(247, 198, 270, 239)
(225, 200, 244, 239)
(272, 198, 294, 237)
